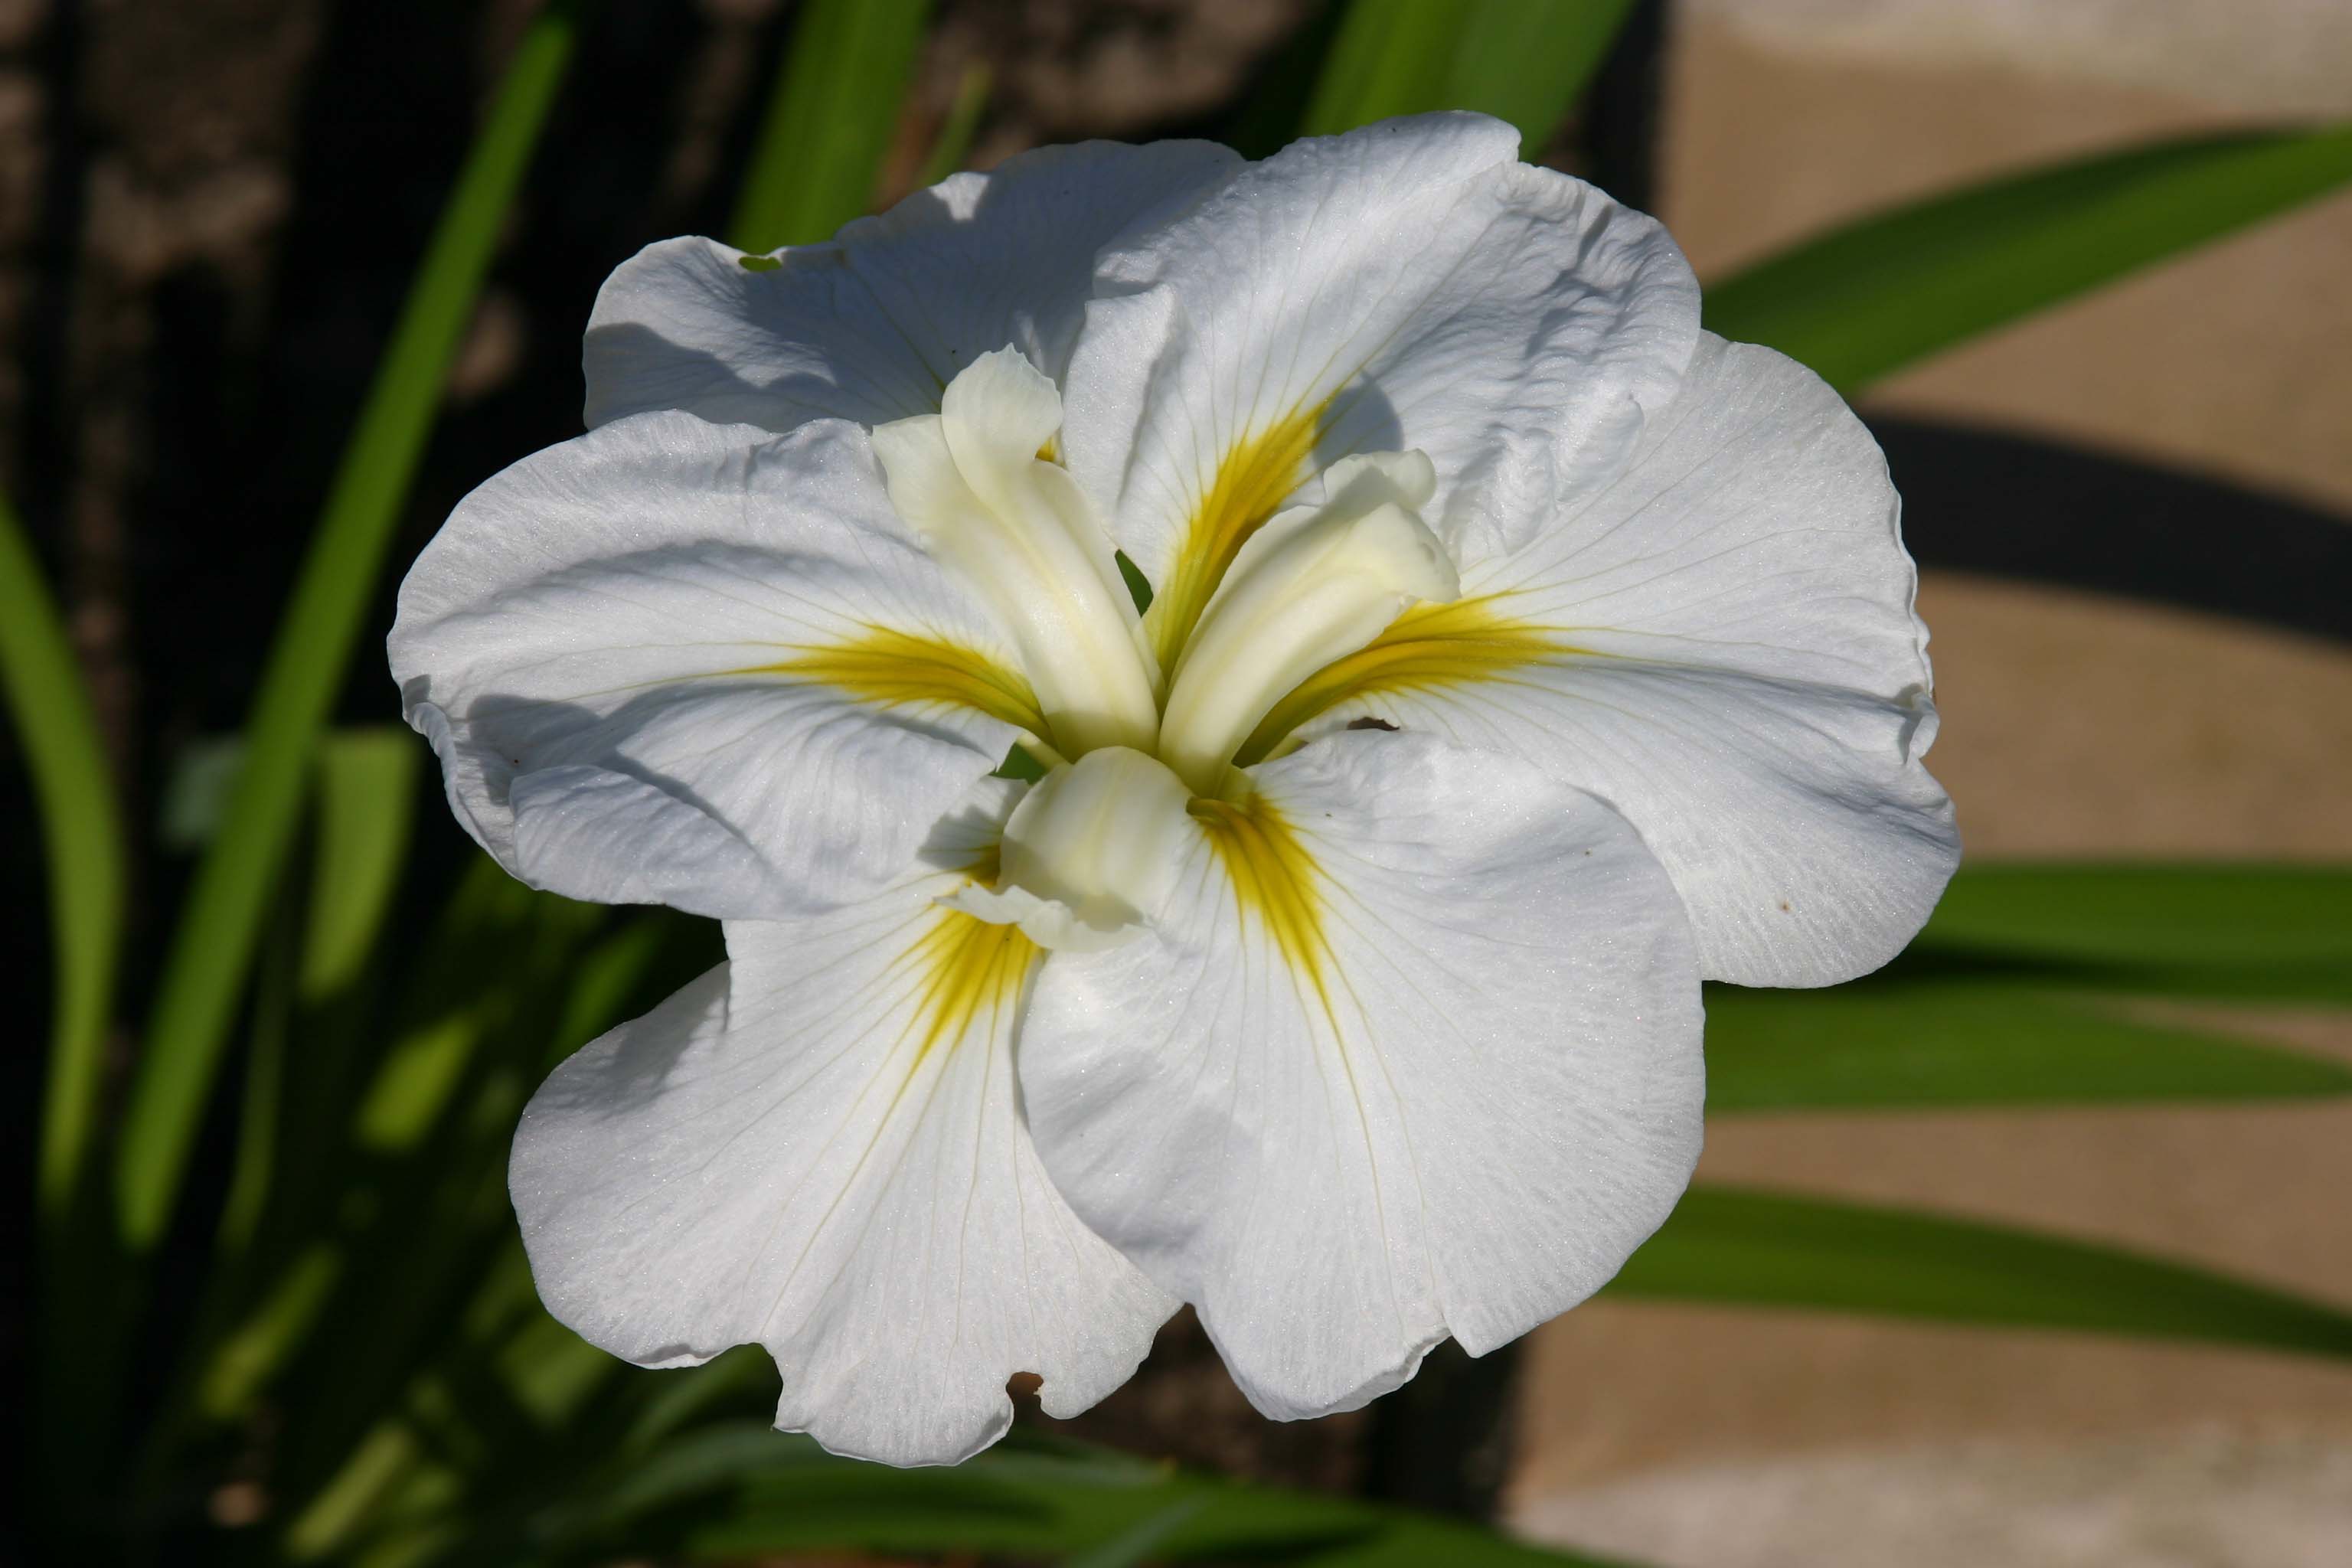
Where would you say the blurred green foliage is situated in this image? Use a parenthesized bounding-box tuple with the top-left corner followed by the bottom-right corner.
(112, 0, 587, 1254)
(1706, 127, 2352, 395)
(730, 0, 935, 250)
(1300, 0, 1638, 150)
(8, 2, 2352, 1563)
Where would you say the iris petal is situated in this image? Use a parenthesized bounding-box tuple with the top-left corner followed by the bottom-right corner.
(1018, 730, 1704, 1421)
(391, 413, 1020, 919)
(1271, 334, 1960, 985)
(586, 140, 1242, 433)
(510, 785, 1176, 1466)
(1063, 111, 1700, 615)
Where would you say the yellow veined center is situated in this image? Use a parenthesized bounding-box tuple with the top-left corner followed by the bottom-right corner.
(870, 346, 1161, 760)
(849, 346, 1580, 792)
(756, 626, 1045, 734)
(849, 348, 1563, 956)
(892, 788, 1340, 1059)
(879, 843, 1040, 1058)
(904, 906, 1037, 1061)
(1143, 400, 1328, 672)
(1190, 792, 1331, 1008)
(1233, 595, 1573, 766)
(1156, 449, 1458, 795)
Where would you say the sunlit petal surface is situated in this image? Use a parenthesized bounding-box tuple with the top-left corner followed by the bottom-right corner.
(390, 412, 1027, 919)
(1061, 111, 1700, 668)
(510, 783, 1174, 1466)
(1263, 334, 1959, 985)
(1018, 731, 1705, 1419)
(586, 140, 1241, 432)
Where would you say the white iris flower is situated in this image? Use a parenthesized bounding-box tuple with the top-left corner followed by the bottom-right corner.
(389, 114, 1957, 1466)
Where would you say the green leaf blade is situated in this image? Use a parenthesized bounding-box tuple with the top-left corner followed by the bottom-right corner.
(1705, 126, 2352, 394)
(680, 1444, 1626, 1566)
(113, 2, 584, 1250)
(302, 727, 421, 1004)
(1301, 0, 1635, 149)
(1707, 983, 2352, 1112)
(1615, 1186, 2352, 1361)
(1923, 862, 2352, 998)
(1301, 0, 1446, 139)
(729, 0, 933, 251)
(2, 487, 128, 1227)
(916, 60, 992, 189)
(1707, 862, 2352, 1112)
(1443, 0, 1637, 149)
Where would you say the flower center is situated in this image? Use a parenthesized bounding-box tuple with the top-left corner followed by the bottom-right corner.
(1157, 450, 1456, 795)
(943, 746, 1194, 950)
(871, 348, 1162, 760)
(876, 348, 1460, 946)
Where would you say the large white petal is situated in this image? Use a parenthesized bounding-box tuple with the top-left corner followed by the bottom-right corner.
(1060, 112, 1698, 666)
(511, 792, 1174, 1466)
(390, 410, 1027, 920)
(1018, 730, 1704, 1421)
(1269, 334, 1960, 986)
(584, 140, 1241, 432)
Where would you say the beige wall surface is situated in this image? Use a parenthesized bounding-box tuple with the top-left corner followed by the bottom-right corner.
(1508, 5, 2352, 1566)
